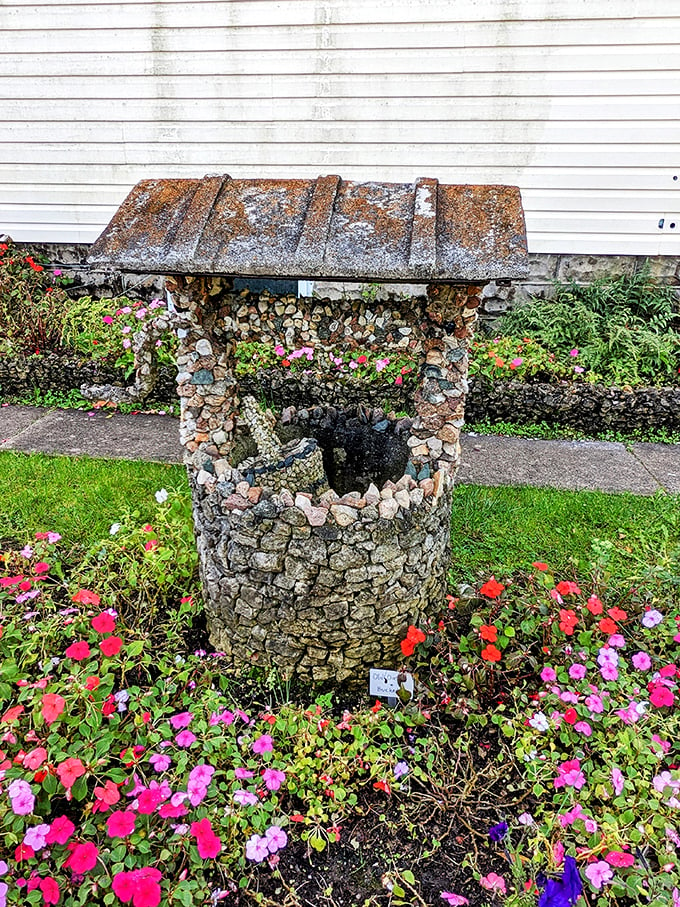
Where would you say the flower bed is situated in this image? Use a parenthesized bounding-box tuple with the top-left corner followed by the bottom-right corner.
(1, 488, 680, 906)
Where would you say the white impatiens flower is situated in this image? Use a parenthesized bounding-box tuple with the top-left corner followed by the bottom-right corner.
(529, 711, 549, 732)
(109, 523, 121, 535)
(155, 488, 169, 504)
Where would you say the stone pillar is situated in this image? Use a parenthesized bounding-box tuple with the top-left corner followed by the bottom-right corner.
(166, 275, 239, 468)
(407, 283, 481, 476)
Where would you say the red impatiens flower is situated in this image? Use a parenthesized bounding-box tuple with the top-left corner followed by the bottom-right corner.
(72, 589, 101, 606)
(481, 644, 502, 663)
(99, 636, 123, 657)
(15, 842, 35, 861)
(532, 562, 549, 571)
(41, 693, 65, 725)
(85, 675, 100, 691)
(607, 606, 628, 622)
(598, 618, 618, 635)
(57, 757, 86, 789)
(373, 779, 391, 794)
(558, 609, 578, 636)
(27, 876, 60, 905)
(649, 684, 675, 708)
(190, 817, 222, 859)
(23, 747, 47, 770)
(91, 612, 115, 633)
(479, 577, 505, 599)
(555, 581, 581, 596)
(479, 624, 498, 642)
(400, 625, 426, 657)
(563, 708, 578, 725)
(112, 867, 162, 907)
(587, 595, 603, 615)
(65, 641, 91, 661)
(64, 841, 99, 874)
(1, 704, 24, 724)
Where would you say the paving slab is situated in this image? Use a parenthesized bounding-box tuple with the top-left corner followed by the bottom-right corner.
(458, 434, 662, 495)
(0, 405, 53, 444)
(630, 442, 680, 494)
(2, 408, 183, 464)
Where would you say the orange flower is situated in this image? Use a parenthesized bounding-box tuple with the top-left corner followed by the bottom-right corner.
(587, 595, 603, 615)
(72, 589, 101, 606)
(479, 577, 505, 599)
(598, 617, 618, 635)
(481, 644, 502, 662)
(558, 609, 578, 635)
(556, 581, 581, 596)
(480, 624, 498, 642)
(532, 562, 549, 571)
(607, 607, 628, 622)
(400, 625, 426, 656)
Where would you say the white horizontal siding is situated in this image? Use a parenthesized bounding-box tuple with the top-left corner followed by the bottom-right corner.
(1, 0, 679, 256)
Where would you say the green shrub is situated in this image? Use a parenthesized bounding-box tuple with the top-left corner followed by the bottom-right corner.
(500, 268, 680, 386)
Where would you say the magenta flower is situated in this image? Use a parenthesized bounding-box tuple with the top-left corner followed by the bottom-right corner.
(189, 764, 215, 787)
(234, 767, 254, 780)
(569, 348, 579, 357)
(554, 759, 586, 790)
(209, 709, 234, 727)
(262, 768, 286, 791)
(585, 861, 613, 890)
(574, 720, 592, 736)
(149, 753, 172, 772)
(175, 730, 197, 748)
(611, 767, 625, 796)
(441, 895, 468, 906)
(252, 734, 273, 755)
(600, 663, 619, 681)
(568, 664, 586, 681)
(585, 693, 604, 713)
(170, 711, 194, 729)
(541, 666, 557, 683)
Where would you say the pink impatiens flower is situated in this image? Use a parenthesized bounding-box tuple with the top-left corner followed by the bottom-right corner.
(233, 789, 258, 807)
(245, 833, 269, 862)
(112, 867, 162, 907)
(169, 711, 193, 729)
(190, 817, 221, 859)
(252, 734, 274, 755)
(149, 753, 171, 772)
(441, 895, 469, 906)
(262, 768, 286, 791)
(632, 652, 652, 671)
(8, 779, 35, 815)
(174, 730, 197, 748)
(64, 841, 99, 874)
(264, 825, 288, 853)
(554, 759, 586, 790)
(585, 861, 613, 890)
(479, 873, 506, 893)
(45, 816, 75, 845)
(107, 811, 136, 838)
(611, 767, 625, 796)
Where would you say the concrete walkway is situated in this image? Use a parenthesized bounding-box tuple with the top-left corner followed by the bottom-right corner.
(2, 403, 679, 495)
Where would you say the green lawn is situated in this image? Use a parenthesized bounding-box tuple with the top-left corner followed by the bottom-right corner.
(0, 451, 187, 550)
(2, 451, 678, 592)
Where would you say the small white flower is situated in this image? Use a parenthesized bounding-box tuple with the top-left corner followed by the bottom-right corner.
(109, 523, 121, 535)
(529, 711, 549, 732)
(155, 488, 169, 504)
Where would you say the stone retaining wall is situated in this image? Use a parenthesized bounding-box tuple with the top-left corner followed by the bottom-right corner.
(4, 352, 680, 436)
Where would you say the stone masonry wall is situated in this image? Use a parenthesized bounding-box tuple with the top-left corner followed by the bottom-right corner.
(166, 275, 480, 682)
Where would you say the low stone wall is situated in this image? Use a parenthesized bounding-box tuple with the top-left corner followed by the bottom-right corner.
(4, 352, 680, 437)
(465, 379, 680, 434)
(0, 353, 176, 403)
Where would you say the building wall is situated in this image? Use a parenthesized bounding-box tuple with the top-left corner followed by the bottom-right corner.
(1, 0, 679, 256)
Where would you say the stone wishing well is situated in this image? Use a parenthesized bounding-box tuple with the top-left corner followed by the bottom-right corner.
(89, 175, 527, 682)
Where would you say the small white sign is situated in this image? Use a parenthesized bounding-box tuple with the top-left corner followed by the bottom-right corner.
(369, 668, 414, 700)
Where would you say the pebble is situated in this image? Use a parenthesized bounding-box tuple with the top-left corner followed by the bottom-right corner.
(330, 504, 359, 526)
(378, 498, 399, 520)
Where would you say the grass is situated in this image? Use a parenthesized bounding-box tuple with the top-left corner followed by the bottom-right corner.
(465, 417, 680, 446)
(2, 450, 678, 594)
(449, 483, 680, 585)
(0, 451, 187, 549)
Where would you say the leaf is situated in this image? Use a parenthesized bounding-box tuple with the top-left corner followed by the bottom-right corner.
(392, 885, 406, 898)
(310, 833, 327, 852)
(402, 870, 415, 885)
(71, 775, 88, 801)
